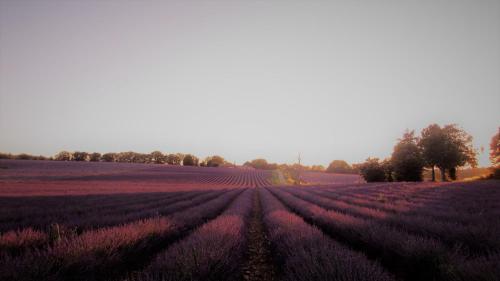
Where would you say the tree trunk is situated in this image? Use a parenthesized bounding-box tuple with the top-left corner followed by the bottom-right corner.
(449, 168, 457, 181)
(431, 166, 435, 181)
(440, 167, 446, 181)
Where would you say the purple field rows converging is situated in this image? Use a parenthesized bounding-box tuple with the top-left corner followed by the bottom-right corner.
(0, 160, 499, 281)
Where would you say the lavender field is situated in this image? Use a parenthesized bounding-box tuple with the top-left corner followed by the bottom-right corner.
(0, 160, 499, 281)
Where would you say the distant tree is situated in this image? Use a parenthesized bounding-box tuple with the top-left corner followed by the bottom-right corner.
(0, 152, 13, 159)
(176, 153, 185, 162)
(243, 158, 278, 170)
(101, 153, 117, 162)
(391, 130, 424, 181)
(490, 128, 500, 167)
(134, 153, 149, 163)
(356, 158, 387, 182)
(205, 155, 225, 167)
(267, 163, 278, 170)
(72, 151, 89, 161)
(54, 151, 72, 161)
(149, 151, 165, 164)
(14, 153, 31, 160)
(89, 152, 101, 162)
(419, 124, 477, 181)
(246, 159, 268, 169)
(183, 154, 199, 166)
(310, 165, 325, 172)
(489, 128, 500, 179)
(116, 151, 136, 163)
(166, 154, 182, 165)
(326, 160, 353, 174)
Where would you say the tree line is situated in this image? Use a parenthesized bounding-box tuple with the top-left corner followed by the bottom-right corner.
(305, 124, 498, 182)
(354, 124, 499, 182)
(2, 124, 498, 181)
(0, 151, 231, 167)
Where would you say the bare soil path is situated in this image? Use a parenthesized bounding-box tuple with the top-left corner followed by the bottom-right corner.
(242, 189, 278, 281)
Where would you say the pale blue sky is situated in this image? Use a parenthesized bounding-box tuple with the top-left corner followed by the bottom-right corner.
(1, 0, 499, 166)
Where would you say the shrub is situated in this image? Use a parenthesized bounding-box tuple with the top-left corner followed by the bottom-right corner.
(356, 158, 387, 182)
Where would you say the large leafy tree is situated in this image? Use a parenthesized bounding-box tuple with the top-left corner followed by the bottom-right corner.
(391, 130, 424, 181)
(419, 124, 477, 181)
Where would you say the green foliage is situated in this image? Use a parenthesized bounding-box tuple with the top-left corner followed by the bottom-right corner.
(310, 165, 325, 172)
(166, 154, 182, 165)
(205, 155, 225, 167)
(0, 152, 13, 159)
(270, 170, 286, 185)
(54, 151, 72, 161)
(89, 152, 101, 162)
(72, 151, 89, 161)
(356, 158, 387, 182)
(278, 164, 306, 185)
(101, 153, 117, 162)
(149, 151, 165, 164)
(326, 160, 354, 174)
(182, 154, 199, 166)
(419, 124, 477, 181)
(490, 128, 500, 167)
(243, 158, 278, 170)
(391, 130, 424, 181)
(381, 159, 394, 182)
(116, 151, 136, 163)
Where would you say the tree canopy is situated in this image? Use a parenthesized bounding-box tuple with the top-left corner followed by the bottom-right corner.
(326, 160, 354, 174)
(490, 128, 500, 167)
(166, 154, 182, 165)
(355, 158, 387, 182)
(182, 154, 199, 166)
(204, 155, 226, 167)
(391, 130, 424, 181)
(419, 124, 477, 181)
(243, 159, 278, 170)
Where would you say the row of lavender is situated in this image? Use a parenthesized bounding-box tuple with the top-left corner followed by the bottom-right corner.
(269, 181, 500, 281)
(0, 190, 234, 233)
(124, 188, 397, 281)
(2, 182, 498, 281)
(0, 189, 244, 280)
(1, 186, 401, 281)
(0, 160, 272, 187)
(126, 188, 396, 281)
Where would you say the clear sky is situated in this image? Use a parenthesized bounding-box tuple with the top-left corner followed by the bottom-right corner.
(1, 0, 499, 167)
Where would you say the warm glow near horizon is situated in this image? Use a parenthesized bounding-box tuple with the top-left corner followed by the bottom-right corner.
(1, 0, 499, 167)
